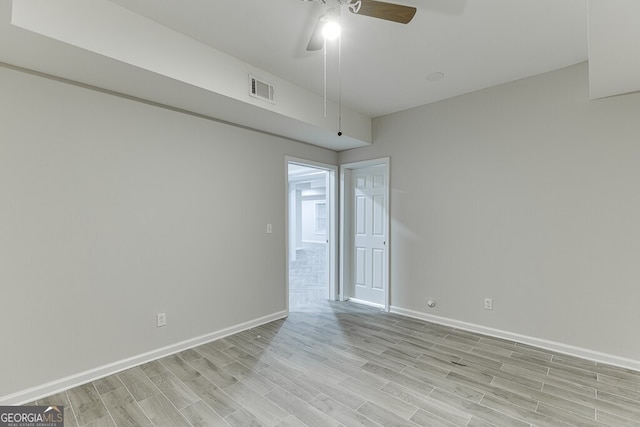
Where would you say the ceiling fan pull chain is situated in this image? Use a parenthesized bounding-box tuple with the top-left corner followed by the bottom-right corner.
(324, 39, 327, 118)
(338, 25, 342, 135)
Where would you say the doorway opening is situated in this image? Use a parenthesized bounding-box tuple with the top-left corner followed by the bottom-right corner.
(287, 159, 337, 312)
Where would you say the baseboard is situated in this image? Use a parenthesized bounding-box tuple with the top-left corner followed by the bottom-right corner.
(0, 310, 288, 405)
(390, 306, 640, 373)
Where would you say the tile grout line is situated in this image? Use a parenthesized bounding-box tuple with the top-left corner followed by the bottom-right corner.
(61, 390, 81, 427)
(172, 350, 239, 426)
(89, 381, 118, 427)
(114, 371, 160, 427)
(151, 357, 198, 427)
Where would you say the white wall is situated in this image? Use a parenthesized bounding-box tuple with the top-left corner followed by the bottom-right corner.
(0, 64, 337, 399)
(340, 62, 640, 363)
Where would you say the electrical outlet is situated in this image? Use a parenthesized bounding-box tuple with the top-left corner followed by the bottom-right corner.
(157, 312, 166, 327)
(484, 298, 493, 310)
(266, 224, 273, 234)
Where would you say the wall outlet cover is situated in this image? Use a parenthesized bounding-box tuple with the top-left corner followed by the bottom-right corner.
(157, 313, 166, 327)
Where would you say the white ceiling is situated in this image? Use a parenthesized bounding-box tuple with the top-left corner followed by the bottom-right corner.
(15, 0, 640, 152)
(108, 0, 589, 118)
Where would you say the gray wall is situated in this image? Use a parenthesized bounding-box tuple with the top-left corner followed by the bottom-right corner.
(0, 64, 336, 397)
(340, 62, 640, 361)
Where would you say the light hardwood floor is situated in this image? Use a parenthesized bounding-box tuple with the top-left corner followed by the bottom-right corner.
(26, 301, 640, 426)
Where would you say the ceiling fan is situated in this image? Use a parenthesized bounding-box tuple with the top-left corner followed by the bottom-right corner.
(302, 0, 417, 51)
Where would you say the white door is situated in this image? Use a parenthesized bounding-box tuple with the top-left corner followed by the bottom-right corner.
(350, 166, 387, 306)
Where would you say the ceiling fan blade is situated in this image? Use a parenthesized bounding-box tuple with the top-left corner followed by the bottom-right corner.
(351, 0, 416, 24)
(307, 16, 325, 51)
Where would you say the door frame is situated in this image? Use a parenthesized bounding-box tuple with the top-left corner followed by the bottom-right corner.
(340, 157, 390, 311)
(285, 157, 338, 313)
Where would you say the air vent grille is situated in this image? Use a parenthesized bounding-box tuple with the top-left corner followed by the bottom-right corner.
(249, 75, 275, 103)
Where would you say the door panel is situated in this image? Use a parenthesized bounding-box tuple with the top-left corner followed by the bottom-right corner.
(355, 196, 367, 235)
(350, 166, 387, 305)
(372, 248, 384, 290)
(373, 194, 384, 236)
(355, 247, 366, 287)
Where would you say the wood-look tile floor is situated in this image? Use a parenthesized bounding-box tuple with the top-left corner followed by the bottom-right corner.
(289, 243, 328, 309)
(26, 301, 640, 426)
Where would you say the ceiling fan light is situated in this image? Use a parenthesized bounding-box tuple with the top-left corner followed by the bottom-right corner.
(322, 21, 341, 40)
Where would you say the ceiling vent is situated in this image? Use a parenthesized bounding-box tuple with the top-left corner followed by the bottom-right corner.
(249, 75, 275, 103)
